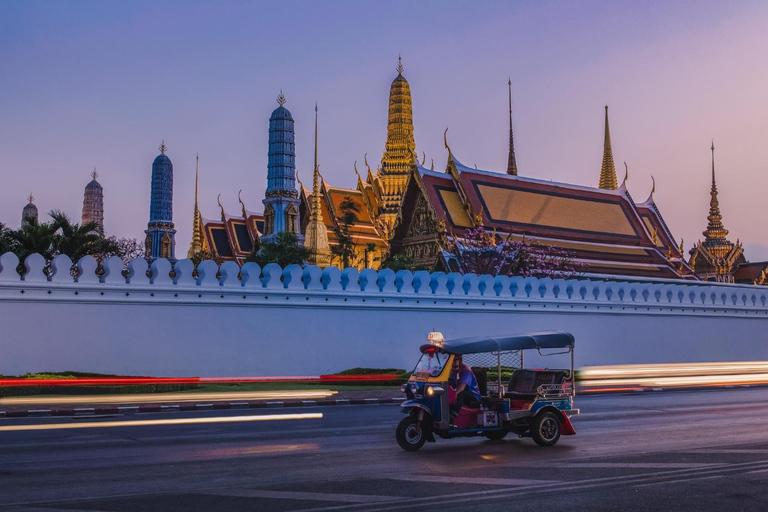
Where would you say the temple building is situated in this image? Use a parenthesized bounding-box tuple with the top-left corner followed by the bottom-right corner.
(687, 142, 759, 283)
(21, 194, 38, 227)
(81, 169, 104, 231)
(145, 141, 176, 261)
(303, 104, 332, 266)
(262, 92, 302, 244)
(190, 59, 759, 281)
(388, 107, 692, 279)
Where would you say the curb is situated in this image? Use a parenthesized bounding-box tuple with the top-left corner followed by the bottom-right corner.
(0, 397, 408, 418)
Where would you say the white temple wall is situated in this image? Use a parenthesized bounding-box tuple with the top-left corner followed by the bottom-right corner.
(0, 252, 767, 376)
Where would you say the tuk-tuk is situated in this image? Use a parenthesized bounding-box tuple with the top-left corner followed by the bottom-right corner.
(396, 331, 578, 452)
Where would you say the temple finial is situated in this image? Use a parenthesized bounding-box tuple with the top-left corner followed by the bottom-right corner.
(277, 90, 286, 107)
(27, 193, 34, 204)
(159, 140, 167, 154)
(599, 106, 618, 190)
(217, 193, 225, 221)
(194, 154, 199, 204)
(310, 102, 323, 220)
(91, 168, 98, 180)
(622, 161, 628, 186)
(506, 77, 518, 175)
(711, 139, 716, 186)
(651, 175, 656, 195)
(422, 151, 426, 166)
(238, 189, 246, 218)
(364, 153, 371, 174)
(397, 54, 404, 75)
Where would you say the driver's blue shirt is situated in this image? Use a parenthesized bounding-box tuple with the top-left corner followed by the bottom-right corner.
(456, 364, 482, 400)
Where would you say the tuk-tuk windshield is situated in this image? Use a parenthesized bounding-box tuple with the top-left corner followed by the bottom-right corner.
(412, 351, 449, 379)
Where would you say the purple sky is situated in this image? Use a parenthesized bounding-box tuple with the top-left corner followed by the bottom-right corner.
(2, 1, 767, 259)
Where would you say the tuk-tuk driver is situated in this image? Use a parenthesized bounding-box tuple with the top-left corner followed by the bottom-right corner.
(450, 355, 482, 414)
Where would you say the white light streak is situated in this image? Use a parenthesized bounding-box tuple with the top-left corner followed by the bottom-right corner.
(0, 390, 336, 406)
(0, 413, 323, 432)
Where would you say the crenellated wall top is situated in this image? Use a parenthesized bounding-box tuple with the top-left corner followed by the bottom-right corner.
(1, 252, 767, 313)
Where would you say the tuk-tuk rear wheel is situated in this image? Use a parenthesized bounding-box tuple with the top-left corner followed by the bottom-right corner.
(531, 412, 561, 447)
(396, 416, 427, 452)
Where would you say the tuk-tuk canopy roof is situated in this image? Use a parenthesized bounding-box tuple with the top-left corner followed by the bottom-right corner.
(420, 331, 574, 355)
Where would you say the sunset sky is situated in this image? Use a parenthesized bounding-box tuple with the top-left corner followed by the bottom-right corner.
(2, 1, 767, 258)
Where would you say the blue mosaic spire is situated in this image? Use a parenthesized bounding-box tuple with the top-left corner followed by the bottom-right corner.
(262, 92, 303, 244)
(145, 141, 176, 260)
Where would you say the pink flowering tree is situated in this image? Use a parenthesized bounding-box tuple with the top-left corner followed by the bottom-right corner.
(450, 224, 585, 278)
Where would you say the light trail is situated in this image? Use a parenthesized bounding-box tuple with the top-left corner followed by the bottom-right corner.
(0, 374, 401, 387)
(579, 361, 768, 390)
(0, 389, 337, 406)
(0, 412, 323, 432)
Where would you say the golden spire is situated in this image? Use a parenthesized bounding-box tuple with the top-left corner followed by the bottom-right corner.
(702, 140, 731, 254)
(506, 77, 518, 176)
(159, 140, 167, 154)
(397, 54, 404, 75)
(377, 56, 417, 236)
(277, 90, 286, 107)
(187, 153, 207, 258)
(599, 106, 618, 190)
(304, 103, 332, 266)
(91, 168, 98, 180)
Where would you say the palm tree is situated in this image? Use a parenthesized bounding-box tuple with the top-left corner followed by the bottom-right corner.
(49, 210, 116, 261)
(0, 222, 12, 255)
(7, 217, 59, 262)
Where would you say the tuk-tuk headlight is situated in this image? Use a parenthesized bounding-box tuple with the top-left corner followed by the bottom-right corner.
(409, 383, 419, 394)
(426, 385, 445, 397)
(400, 384, 407, 393)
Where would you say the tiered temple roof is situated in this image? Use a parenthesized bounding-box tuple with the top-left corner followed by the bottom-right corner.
(390, 138, 692, 278)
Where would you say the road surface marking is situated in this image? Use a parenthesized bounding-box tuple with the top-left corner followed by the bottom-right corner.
(551, 462, 722, 468)
(389, 475, 558, 486)
(632, 475, 723, 488)
(0, 413, 323, 431)
(683, 448, 768, 454)
(298, 461, 768, 512)
(3, 506, 110, 512)
(205, 489, 399, 503)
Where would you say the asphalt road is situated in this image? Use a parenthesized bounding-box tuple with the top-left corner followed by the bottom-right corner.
(2, 388, 768, 511)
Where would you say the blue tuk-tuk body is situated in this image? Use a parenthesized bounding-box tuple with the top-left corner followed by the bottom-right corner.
(396, 331, 578, 451)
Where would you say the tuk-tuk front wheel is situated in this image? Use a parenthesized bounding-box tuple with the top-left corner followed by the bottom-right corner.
(396, 416, 427, 452)
(531, 412, 561, 447)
